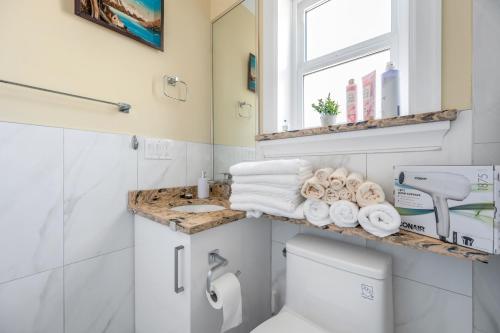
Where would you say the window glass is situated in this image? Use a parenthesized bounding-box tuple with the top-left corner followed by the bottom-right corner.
(306, 0, 391, 60)
(303, 50, 390, 128)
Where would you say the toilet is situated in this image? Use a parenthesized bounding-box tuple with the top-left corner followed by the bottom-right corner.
(252, 234, 394, 333)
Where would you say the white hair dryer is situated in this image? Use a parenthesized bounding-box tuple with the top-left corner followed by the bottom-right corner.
(398, 171, 471, 240)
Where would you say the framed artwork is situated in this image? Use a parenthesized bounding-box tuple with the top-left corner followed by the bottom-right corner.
(75, 0, 164, 51)
(248, 53, 257, 92)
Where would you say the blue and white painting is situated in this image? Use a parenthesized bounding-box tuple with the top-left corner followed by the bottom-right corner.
(76, 0, 164, 50)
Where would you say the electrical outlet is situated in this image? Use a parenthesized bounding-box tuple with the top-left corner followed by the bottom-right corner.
(144, 138, 173, 160)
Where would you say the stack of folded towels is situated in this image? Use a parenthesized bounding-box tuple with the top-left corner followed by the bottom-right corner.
(229, 159, 313, 219)
(301, 167, 401, 237)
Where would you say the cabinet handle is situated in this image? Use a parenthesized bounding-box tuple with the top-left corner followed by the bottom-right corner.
(174, 245, 185, 293)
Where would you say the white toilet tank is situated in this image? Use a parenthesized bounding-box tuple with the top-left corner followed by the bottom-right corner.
(285, 234, 393, 333)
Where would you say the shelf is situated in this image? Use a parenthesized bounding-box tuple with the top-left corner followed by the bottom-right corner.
(265, 214, 490, 263)
(255, 109, 458, 142)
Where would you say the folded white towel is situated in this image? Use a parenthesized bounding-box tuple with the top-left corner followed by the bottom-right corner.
(301, 178, 326, 199)
(323, 187, 340, 204)
(232, 174, 312, 189)
(230, 159, 313, 176)
(330, 200, 359, 228)
(230, 193, 304, 213)
(329, 167, 349, 190)
(231, 184, 300, 199)
(346, 172, 364, 192)
(358, 203, 401, 237)
(304, 199, 332, 227)
(246, 210, 263, 218)
(356, 181, 386, 207)
(231, 202, 305, 219)
(314, 168, 334, 187)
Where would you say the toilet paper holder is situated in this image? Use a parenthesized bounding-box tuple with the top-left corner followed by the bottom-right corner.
(207, 249, 241, 302)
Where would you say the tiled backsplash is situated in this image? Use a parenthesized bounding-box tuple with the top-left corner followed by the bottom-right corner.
(0, 121, 212, 332)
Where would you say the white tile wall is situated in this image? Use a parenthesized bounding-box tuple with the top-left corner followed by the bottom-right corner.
(473, 0, 500, 144)
(214, 144, 255, 180)
(0, 120, 214, 333)
(473, 256, 500, 333)
(393, 277, 472, 333)
(138, 136, 187, 189)
(367, 241, 472, 296)
(64, 248, 134, 333)
(0, 268, 63, 333)
(63, 129, 137, 264)
(0, 122, 63, 284)
(187, 142, 213, 185)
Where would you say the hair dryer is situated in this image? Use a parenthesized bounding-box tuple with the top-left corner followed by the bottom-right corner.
(398, 171, 471, 240)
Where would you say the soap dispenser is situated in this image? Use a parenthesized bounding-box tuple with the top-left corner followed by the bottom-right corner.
(198, 171, 209, 199)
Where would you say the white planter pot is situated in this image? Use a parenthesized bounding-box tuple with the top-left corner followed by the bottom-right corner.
(320, 115, 336, 127)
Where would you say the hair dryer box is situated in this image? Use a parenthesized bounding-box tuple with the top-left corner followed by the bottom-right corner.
(394, 165, 499, 254)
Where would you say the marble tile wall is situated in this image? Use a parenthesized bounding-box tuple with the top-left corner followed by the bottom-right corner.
(0, 121, 213, 332)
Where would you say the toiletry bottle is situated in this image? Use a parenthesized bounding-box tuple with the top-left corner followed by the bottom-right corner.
(346, 79, 357, 123)
(362, 71, 376, 120)
(282, 120, 288, 132)
(198, 171, 209, 199)
(381, 62, 400, 118)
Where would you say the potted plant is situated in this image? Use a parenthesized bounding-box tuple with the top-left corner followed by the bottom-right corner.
(312, 93, 340, 127)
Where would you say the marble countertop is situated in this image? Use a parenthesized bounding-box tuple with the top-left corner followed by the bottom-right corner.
(265, 214, 490, 263)
(129, 183, 489, 262)
(256, 109, 458, 141)
(128, 184, 246, 235)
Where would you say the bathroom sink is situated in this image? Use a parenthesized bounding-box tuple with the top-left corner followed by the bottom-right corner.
(171, 204, 226, 213)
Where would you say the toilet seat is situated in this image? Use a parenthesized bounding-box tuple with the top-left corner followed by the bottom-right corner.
(251, 308, 331, 333)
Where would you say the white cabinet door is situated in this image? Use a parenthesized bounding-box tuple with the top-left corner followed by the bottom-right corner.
(135, 216, 191, 333)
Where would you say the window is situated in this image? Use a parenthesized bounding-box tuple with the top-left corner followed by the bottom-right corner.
(296, 0, 395, 128)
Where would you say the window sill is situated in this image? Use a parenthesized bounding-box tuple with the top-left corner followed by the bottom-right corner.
(256, 110, 459, 158)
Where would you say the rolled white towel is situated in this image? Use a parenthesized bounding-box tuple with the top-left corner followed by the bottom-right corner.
(231, 202, 305, 219)
(232, 174, 312, 189)
(304, 199, 332, 227)
(338, 187, 356, 202)
(356, 181, 386, 207)
(314, 168, 334, 187)
(330, 200, 359, 228)
(230, 193, 304, 213)
(230, 159, 313, 176)
(358, 203, 401, 237)
(346, 172, 364, 192)
(328, 167, 349, 190)
(301, 178, 326, 199)
(323, 187, 340, 204)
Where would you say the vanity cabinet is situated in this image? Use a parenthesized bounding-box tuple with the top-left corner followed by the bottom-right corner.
(134, 216, 272, 333)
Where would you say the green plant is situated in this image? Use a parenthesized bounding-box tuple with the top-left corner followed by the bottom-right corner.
(311, 93, 340, 116)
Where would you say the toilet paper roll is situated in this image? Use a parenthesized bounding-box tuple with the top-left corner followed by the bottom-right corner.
(206, 273, 242, 332)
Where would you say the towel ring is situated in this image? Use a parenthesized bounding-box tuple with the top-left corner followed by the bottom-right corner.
(164, 75, 188, 102)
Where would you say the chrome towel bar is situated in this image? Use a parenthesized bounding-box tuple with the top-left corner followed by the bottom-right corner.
(0, 79, 131, 113)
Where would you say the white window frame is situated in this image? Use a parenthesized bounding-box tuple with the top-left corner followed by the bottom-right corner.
(262, 0, 442, 133)
(293, 0, 398, 129)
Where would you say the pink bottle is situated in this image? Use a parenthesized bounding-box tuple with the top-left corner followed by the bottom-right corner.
(362, 71, 376, 121)
(346, 79, 357, 123)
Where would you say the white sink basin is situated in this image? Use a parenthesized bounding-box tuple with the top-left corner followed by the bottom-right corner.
(171, 204, 226, 213)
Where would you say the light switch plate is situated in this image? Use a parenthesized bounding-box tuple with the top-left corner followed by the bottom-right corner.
(144, 138, 173, 160)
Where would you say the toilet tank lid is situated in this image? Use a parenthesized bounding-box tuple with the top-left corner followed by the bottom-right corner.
(286, 234, 392, 280)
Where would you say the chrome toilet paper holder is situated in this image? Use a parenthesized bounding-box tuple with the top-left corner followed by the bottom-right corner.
(206, 249, 241, 302)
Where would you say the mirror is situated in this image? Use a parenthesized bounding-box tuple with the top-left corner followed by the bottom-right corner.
(212, 0, 258, 181)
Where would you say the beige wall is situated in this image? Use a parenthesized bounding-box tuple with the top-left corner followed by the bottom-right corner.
(211, 0, 241, 20)
(213, 4, 257, 147)
(442, 0, 472, 111)
(0, 0, 212, 143)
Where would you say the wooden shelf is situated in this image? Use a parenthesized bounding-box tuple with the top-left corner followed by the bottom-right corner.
(265, 214, 490, 263)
